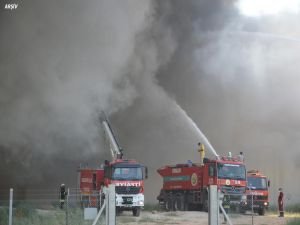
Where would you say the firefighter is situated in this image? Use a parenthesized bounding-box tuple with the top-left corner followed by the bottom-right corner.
(222, 192, 230, 224)
(278, 188, 284, 217)
(238, 152, 244, 162)
(60, 183, 67, 209)
(198, 142, 205, 165)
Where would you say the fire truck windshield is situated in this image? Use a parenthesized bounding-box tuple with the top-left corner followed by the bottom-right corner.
(247, 177, 267, 190)
(217, 163, 246, 180)
(112, 167, 143, 180)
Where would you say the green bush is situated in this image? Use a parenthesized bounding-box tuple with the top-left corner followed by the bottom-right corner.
(286, 204, 300, 213)
(14, 202, 37, 218)
(268, 204, 300, 213)
(0, 207, 8, 224)
(287, 218, 300, 225)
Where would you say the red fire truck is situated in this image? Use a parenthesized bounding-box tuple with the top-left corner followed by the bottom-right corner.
(240, 170, 270, 215)
(77, 167, 104, 208)
(157, 145, 247, 211)
(78, 113, 147, 216)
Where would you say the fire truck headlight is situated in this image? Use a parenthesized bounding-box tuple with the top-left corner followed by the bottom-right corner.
(138, 200, 144, 206)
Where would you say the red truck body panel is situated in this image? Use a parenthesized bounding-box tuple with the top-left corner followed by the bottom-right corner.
(157, 165, 203, 190)
(78, 168, 104, 194)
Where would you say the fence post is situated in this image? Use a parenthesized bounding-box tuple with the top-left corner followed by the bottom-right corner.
(251, 187, 254, 225)
(208, 185, 219, 225)
(106, 185, 116, 225)
(105, 187, 109, 225)
(92, 201, 106, 225)
(66, 188, 69, 225)
(219, 201, 233, 225)
(9, 188, 13, 225)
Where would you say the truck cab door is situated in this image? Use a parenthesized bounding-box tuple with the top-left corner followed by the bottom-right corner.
(208, 163, 216, 185)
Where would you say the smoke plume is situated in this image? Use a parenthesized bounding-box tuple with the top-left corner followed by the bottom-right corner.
(1, 0, 300, 205)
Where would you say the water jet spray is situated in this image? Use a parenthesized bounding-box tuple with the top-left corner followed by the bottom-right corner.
(174, 102, 219, 157)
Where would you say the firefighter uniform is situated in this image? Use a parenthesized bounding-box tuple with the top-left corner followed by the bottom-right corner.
(198, 142, 205, 165)
(278, 188, 284, 217)
(222, 194, 230, 224)
(60, 184, 67, 209)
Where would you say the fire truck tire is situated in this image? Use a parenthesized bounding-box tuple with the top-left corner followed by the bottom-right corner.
(239, 207, 246, 214)
(258, 208, 265, 216)
(132, 207, 141, 217)
(202, 192, 208, 212)
(116, 207, 123, 216)
(165, 198, 173, 211)
(174, 195, 185, 211)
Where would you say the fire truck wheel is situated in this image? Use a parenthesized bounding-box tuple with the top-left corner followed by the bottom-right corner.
(165, 198, 173, 211)
(202, 192, 208, 212)
(239, 207, 246, 214)
(258, 208, 265, 216)
(116, 207, 123, 216)
(132, 207, 141, 217)
(174, 195, 185, 211)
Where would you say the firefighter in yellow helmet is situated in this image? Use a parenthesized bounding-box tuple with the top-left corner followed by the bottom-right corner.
(198, 142, 205, 165)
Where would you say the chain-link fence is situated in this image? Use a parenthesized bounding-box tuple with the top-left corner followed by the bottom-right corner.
(0, 188, 106, 225)
(219, 191, 270, 225)
(0, 188, 277, 225)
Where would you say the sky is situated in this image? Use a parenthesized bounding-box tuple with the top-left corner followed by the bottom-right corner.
(1, 0, 300, 204)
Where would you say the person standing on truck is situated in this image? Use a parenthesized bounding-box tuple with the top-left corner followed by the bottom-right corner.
(238, 152, 244, 162)
(222, 193, 230, 224)
(198, 142, 205, 165)
(278, 188, 284, 217)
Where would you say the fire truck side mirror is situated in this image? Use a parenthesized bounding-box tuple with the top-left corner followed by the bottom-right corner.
(268, 180, 270, 187)
(145, 167, 148, 179)
(104, 165, 109, 178)
(104, 160, 110, 178)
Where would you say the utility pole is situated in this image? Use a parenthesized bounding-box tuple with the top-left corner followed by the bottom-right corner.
(66, 188, 69, 225)
(250, 186, 254, 225)
(9, 188, 13, 225)
(208, 185, 219, 225)
(106, 185, 116, 225)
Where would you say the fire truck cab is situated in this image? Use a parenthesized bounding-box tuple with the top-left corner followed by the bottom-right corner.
(240, 170, 270, 215)
(104, 159, 147, 216)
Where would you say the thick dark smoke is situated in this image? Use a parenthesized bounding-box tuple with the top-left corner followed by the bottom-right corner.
(0, 0, 153, 189)
(1, 0, 300, 205)
(154, 2, 300, 204)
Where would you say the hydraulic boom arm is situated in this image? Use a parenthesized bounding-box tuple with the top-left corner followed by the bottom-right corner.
(101, 112, 123, 160)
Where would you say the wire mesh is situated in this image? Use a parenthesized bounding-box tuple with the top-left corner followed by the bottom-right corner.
(0, 188, 105, 225)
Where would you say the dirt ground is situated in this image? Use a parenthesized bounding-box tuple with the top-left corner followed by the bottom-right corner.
(117, 211, 292, 225)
